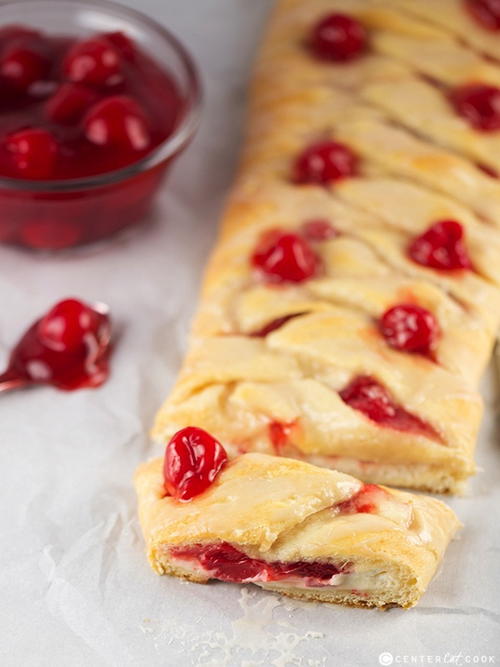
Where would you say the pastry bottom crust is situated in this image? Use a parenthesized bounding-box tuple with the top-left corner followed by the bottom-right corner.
(155, 558, 416, 609)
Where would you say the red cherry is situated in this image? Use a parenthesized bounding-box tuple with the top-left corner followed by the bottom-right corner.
(252, 229, 319, 283)
(103, 31, 136, 61)
(408, 220, 473, 271)
(163, 426, 228, 501)
(83, 95, 151, 151)
(45, 83, 97, 124)
(38, 298, 108, 351)
(310, 13, 367, 62)
(339, 375, 440, 439)
(301, 219, 338, 241)
(450, 84, 500, 131)
(6, 128, 58, 179)
(379, 304, 439, 355)
(63, 37, 122, 87)
(292, 141, 358, 184)
(465, 0, 500, 30)
(0, 42, 49, 91)
(3, 298, 111, 391)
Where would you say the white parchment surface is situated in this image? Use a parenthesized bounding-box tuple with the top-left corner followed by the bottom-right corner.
(0, 1, 499, 665)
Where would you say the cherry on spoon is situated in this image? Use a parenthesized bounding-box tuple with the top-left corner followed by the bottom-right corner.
(0, 298, 112, 393)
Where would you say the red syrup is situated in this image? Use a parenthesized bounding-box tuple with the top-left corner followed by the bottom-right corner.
(339, 375, 441, 441)
(0, 298, 111, 391)
(163, 426, 228, 501)
(0, 26, 187, 249)
(335, 483, 387, 514)
(249, 313, 307, 337)
(170, 542, 349, 585)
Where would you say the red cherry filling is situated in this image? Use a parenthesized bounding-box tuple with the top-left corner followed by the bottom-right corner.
(1, 298, 111, 391)
(45, 83, 97, 124)
(301, 219, 338, 241)
(465, 0, 500, 30)
(379, 304, 439, 356)
(450, 84, 500, 131)
(292, 141, 358, 185)
(250, 313, 307, 337)
(83, 95, 151, 151)
(335, 483, 387, 515)
(163, 426, 228, 501)
(252, 230, 319, 283)
(171, 542, 349, 585)
(339, 375, 440, 440)
(310, 13, 367, 62)
(269, 420, 296, 453)
(408, 220, 473, 271)
(0, 40, 50, 92)
(63, 37, 122, 87)
(6, 128, 58, 179)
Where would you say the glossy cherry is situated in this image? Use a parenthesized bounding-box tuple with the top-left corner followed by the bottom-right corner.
(336, 483, 386, 514)
(0, 298, 111, 392)
(301, 219, 338, 241)
(379, 304, 439, 355)
(269, 420, 296, 453)
(103, 31, 136, 61)
(171, 542, 348, 584)
(63, 37, 122, 87)
(252, 229, 319, 283)
(0, 41, 49, 92)
(6, 128, 58, 179)
(292, 141, 358, 185)
(408, 220, 473, 271)
(450, 84, 500, 131)
(45, 83, 97, 124)
(83, 95, 151, 151)
(465, 0, 500, 30)
(163, 426, 228, 501)
(310, 13, 367, 62)
(339, 375, 440, 439)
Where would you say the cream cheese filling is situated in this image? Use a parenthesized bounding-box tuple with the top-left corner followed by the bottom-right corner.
(169, 555, 394, 592)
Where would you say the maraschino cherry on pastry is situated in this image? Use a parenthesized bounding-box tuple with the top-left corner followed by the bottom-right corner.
(163, 426, 228, 501)
(450, 83, 500, 131)
(292, 141, 359, 185)
(379, 304, 439, 356)
(464, 0, 500, 30)
(408, 220, 473, 271)
(252, 229, 319, 283)
(310, 13, 367, 62)
(0, 298, 111, 392)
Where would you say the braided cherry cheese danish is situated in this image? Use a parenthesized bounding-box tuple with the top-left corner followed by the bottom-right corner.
(153, 0, 500, 493)
(135, 429, 460, 608)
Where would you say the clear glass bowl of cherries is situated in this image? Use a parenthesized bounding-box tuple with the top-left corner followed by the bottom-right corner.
(0, 0, 201, 250)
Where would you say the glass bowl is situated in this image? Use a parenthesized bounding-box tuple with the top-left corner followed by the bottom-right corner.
(0, 0, 201, 251)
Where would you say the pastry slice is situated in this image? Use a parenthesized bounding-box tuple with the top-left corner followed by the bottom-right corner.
(135, 429, 460, 609)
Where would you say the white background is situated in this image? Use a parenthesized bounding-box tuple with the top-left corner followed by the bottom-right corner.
(1, 1, 499, 665)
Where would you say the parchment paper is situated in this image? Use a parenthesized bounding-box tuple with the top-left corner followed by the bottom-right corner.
(1, 1, 499, 665)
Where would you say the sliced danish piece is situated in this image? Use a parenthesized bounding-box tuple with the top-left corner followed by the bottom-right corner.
(135, 441, 460, 609)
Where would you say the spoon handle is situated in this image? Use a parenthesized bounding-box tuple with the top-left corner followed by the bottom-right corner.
(0, 369, 28, 393)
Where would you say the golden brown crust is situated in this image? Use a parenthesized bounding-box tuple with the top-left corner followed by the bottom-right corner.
(149, 0, 500, 492)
